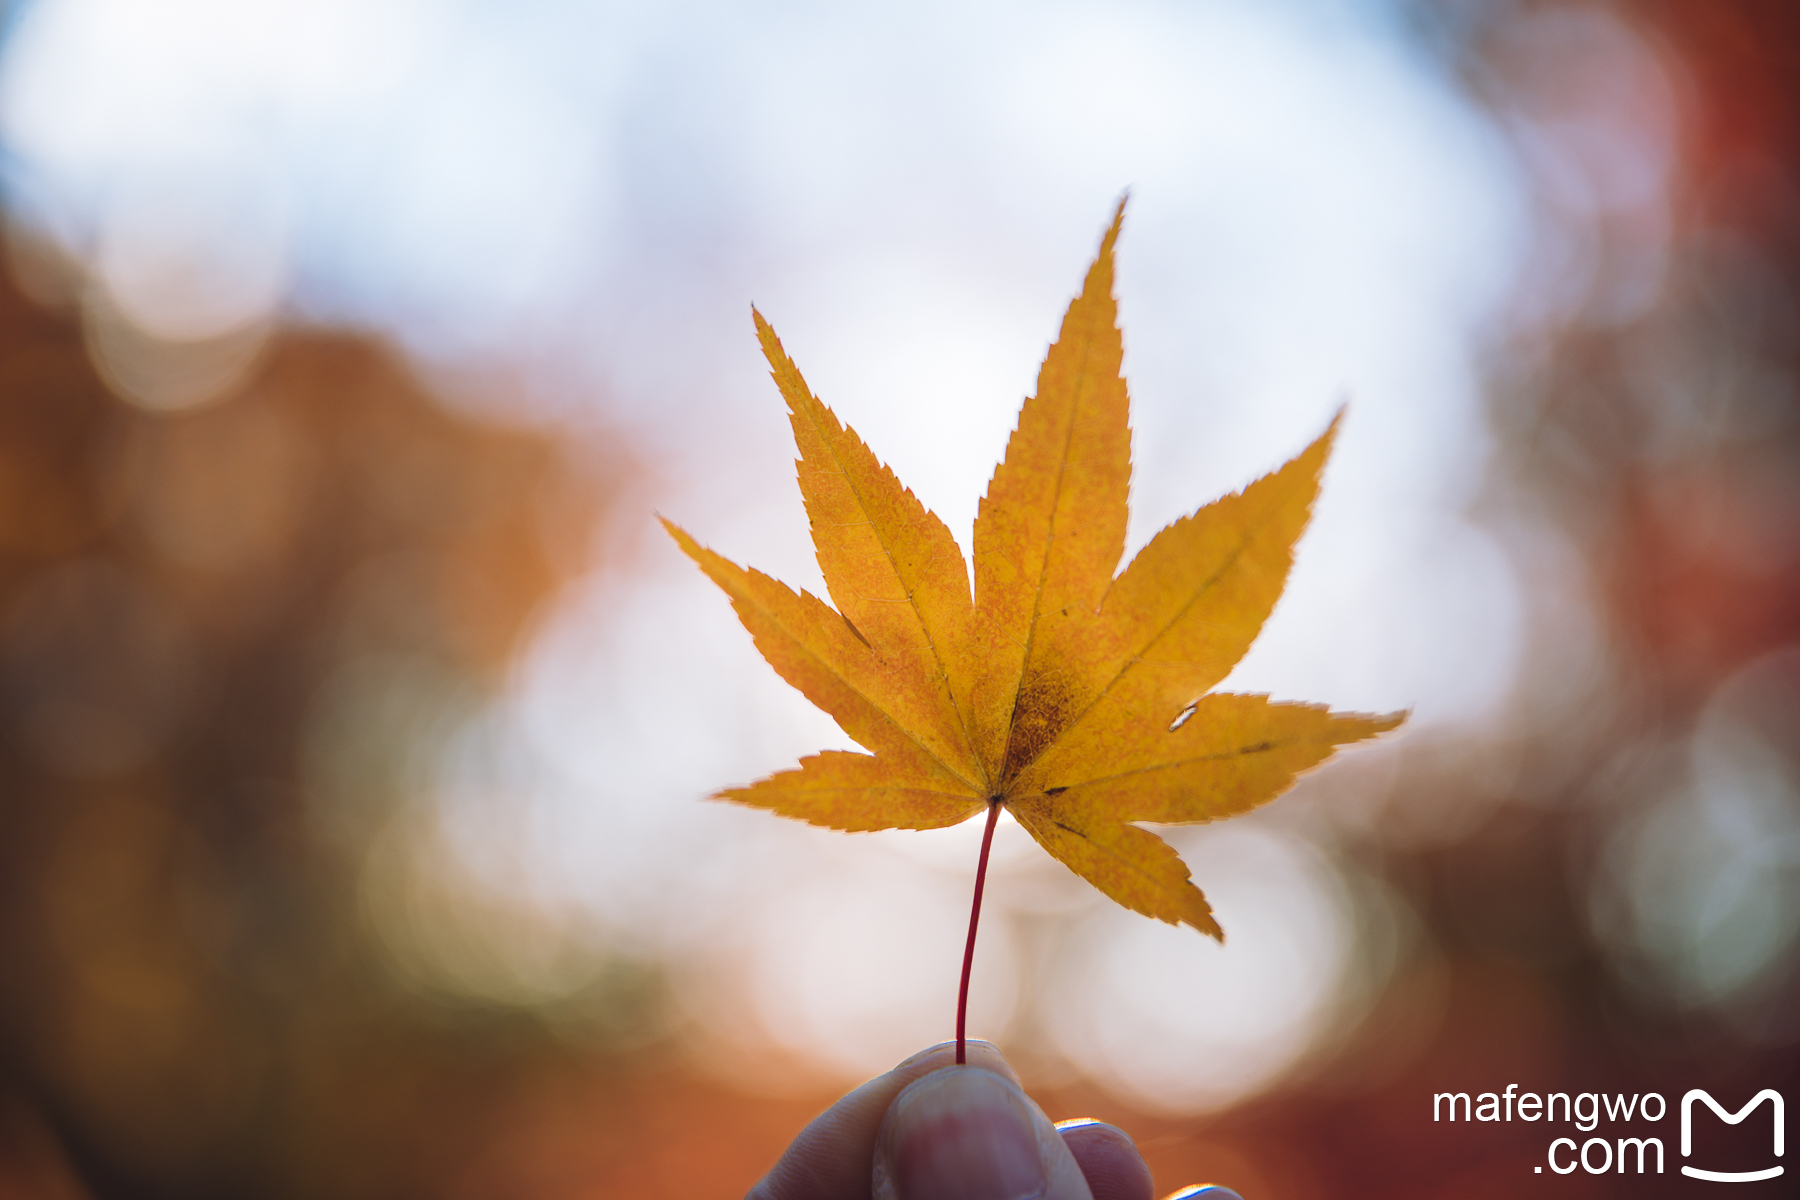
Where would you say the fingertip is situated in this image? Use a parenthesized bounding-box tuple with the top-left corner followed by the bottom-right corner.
(891, 1040, 1020, 1086)
(1056, 1119, 1153, 1200)
(873, 1067, 1092, 1200)
(749, 1044, 1037, 1200)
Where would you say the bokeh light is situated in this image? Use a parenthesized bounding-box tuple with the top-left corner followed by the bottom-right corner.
(1044, 825, 1360, 1114)
(1, 1, 1797, 1197)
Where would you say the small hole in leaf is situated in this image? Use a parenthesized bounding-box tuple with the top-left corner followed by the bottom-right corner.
(1169, 702, 1199, 732)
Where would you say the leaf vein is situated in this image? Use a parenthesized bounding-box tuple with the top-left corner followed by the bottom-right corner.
(791, 384, 987, 788)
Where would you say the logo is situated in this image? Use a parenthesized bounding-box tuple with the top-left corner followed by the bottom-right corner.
(1681, 1089, 1784, 1183)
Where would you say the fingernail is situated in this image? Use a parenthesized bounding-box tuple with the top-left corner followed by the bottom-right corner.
(875, 1067, 1049, 1200)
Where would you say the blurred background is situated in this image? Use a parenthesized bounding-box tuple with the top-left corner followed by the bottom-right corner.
(0, 0, 1796, 1196)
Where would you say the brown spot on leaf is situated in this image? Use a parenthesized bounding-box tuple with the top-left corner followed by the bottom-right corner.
(1002, 665, 1077, 781)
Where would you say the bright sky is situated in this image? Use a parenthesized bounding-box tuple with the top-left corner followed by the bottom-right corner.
(2, 0, 1553, 1107)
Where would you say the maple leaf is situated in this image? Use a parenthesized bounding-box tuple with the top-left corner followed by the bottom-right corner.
(665, 199, 1403, 998)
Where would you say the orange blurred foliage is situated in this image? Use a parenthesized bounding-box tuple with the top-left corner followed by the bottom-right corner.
(1, 3, 1798, 1198)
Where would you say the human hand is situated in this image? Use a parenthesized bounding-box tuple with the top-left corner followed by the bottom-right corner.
(747, 1040, 1244, 1200)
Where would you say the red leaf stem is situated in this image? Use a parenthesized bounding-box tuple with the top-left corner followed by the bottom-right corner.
(956, 799, 1003, 1065)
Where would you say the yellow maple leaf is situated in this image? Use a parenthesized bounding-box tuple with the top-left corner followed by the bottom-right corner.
(665, 200, 1403, 1042)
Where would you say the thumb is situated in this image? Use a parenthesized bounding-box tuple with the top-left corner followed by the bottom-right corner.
(872, 1065, 1093, 1200)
